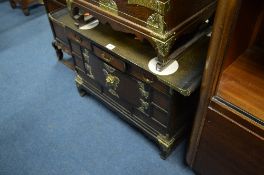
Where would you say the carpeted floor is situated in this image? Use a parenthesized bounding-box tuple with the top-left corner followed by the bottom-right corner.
(0, 1, 194, 175)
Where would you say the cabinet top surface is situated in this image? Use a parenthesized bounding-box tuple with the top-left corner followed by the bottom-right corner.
(50, 9, 209, 96)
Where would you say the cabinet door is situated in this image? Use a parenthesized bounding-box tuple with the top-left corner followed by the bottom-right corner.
(193, 106, 264, 175)
(88, 53, 143, 107)
(86, 53, 170, 134)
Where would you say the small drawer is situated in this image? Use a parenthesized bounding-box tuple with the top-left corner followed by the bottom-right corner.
(72, 53, 85, 71)
(53, 21, 68, 44)
(70, 40, 82, 56)
(66, 28, 92, 50)
(134, 108, 167, 135)
(93, 45, 126, 72)
(151, 104, 169, 127)
(152, 90, 170, 112)
(67, 30, 83, 44)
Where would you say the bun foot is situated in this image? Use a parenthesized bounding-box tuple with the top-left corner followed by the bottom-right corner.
(22, 8, 30, 16)
(52, 41, 63, 60)
(9, 0, 17, 9)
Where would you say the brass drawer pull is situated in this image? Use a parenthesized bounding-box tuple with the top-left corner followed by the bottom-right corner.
(74, 34, 82, 43)
(85, 63, 95, 80)
(101, 53, 112, 63)
(138, 81, 149, 99)
(105, 74, 120, 98)
(83, 49, 90, 61)
(138, 99, 149, 114)
(142, 76, 154, 84)
(83, 48, 89, 55)
(103, 64, 119, 98)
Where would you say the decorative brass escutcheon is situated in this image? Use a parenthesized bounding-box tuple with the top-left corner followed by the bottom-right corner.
(85, 63, 95, 80)
(106, 74, 119, 89)
(103, 64, 120, 98)
(83, 49, 90, 62)
(105, 74, 120, 98)
(138, 99, 149, 113)
(147, 13, 166, 35)
(138, 81, 149, 99)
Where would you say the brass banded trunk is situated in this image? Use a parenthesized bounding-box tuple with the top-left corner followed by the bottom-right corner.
(67, 0, 216, 66)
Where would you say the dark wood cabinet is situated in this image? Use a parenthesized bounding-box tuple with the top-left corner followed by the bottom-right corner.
(48, 8, 210, 159)
(187, 0, 264, 174)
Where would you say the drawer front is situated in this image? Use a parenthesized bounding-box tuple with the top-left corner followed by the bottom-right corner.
(93, 45, 126, 72)
(129, 64, 171, 97)
(72, 52, 85, 71)
(133, 108, 167, 135)
(66, 28, 92, 55)
(151, 103, 169, 127)
(70, 40, 82, 57)
(52, 20, 68, 46)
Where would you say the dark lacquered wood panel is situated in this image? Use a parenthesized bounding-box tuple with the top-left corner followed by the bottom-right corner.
(193, 106, 264, 175)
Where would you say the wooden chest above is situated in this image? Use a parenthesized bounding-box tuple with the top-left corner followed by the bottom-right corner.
(67, 0, 216, 66)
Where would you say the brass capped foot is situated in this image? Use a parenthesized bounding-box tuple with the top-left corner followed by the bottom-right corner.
(157, 134, 176, 160)
(75, 75, 89, 97)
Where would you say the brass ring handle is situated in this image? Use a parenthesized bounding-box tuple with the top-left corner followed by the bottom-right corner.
(101, 53, 112, 63)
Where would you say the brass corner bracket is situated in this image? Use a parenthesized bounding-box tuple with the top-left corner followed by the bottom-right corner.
(157, 134, 175, 149)
(75, 75, 84, 86)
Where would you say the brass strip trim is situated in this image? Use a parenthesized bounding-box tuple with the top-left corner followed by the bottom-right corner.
(128, 0, 170, 15)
